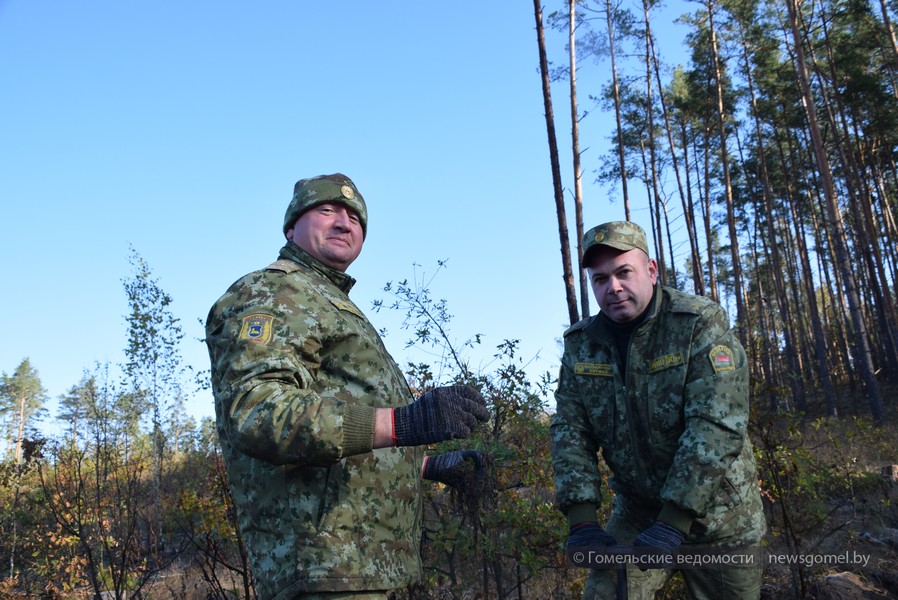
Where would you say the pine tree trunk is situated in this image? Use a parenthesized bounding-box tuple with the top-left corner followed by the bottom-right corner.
(676, 116, 706, 295)
(605, 0, 632, 221)
(569, 0, 590, 318)
(534, 0, 579, 325)
(698, 126, 720, 302)
(651, 25, 700, 292)
(641, 0, 667, 283)
(708, 0, 747, 338)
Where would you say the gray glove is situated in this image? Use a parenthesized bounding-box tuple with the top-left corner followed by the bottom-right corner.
(633, 521, 684, 569)
(423, 450, 484, 489)
(567, 522, 618, 567)
(393, 385, 489, 447)
(567, 522, 617, 549)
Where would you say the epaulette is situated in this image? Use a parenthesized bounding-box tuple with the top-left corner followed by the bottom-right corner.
(668, 289, 714, 315)
(563, 315, 597, 338)
(264, 259, 301, 274)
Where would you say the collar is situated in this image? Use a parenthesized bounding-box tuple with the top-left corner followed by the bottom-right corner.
(278, 242, 357, 294)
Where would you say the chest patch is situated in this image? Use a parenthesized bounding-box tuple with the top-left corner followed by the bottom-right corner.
(574, 362, 614, 377)
(648, 352, 685, 373)
(238, 313, 274, 345)
(709, 344, 736, 373)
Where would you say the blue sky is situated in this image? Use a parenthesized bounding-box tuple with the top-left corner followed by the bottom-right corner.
(1, 1, 691, 429)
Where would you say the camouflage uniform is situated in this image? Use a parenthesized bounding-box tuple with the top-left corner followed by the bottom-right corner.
(206, 240, 423, 600)
(551, 283, 766, 599)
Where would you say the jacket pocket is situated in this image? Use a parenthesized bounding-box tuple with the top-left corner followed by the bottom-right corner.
(717, 476, 743, 509)
(284, 463, 336, 533)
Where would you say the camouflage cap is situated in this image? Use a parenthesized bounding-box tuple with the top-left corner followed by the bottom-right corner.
(582, 221, 649, 260)
(283, 173, 368, 237)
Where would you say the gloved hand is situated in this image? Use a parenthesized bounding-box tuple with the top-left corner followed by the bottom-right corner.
(423, 450, 484, 489)
(633, 521, 684, 569)
(393, 385, 489, 447)
(566, 522, 617, 566)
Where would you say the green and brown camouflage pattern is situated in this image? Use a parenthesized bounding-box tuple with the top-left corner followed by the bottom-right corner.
(283, 173, 368, 237)
(551, 285, 766, 547)
(582, 220, 650, 258)
(205, 242, 422, 599)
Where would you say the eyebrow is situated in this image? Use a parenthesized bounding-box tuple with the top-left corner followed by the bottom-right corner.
(590, 262, 637, 277)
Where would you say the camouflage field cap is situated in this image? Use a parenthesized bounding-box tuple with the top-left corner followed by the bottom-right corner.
(583, 221, 650, 259)
(283, 173, 368, 237)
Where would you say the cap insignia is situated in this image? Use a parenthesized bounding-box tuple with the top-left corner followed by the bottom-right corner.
(341, 185, 355, 200)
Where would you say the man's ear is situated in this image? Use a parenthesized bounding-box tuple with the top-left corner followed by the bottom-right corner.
(648, 258, 659, 283)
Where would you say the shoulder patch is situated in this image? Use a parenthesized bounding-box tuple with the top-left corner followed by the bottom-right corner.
(238, 313, 274, 345)
(709, 344, 735, 373)
(264, 259, 301, 274)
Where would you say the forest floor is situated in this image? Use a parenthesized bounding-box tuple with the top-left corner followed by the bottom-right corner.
(752, 386, 898, 600)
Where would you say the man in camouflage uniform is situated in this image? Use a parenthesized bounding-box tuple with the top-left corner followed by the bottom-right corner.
(551, 221, 766, 599)
(205, 173, 490, 600)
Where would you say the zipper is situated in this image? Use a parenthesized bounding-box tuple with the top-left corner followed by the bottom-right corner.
(623, 316, 655, 491)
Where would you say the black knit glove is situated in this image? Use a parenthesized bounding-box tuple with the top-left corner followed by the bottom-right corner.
(567, 522, 618, 566)
(423, 450, 484, 489)
(633, 521, 684, 569)
(393, 385, 489, 447)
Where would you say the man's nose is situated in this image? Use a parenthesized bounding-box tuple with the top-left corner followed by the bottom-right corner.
(333, 209, 352, 229)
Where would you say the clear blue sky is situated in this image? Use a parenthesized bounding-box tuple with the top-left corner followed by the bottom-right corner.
(1, 1, 691, 428)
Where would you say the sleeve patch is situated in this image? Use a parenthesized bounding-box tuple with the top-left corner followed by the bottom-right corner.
(709, 344, 735, 373)
(238, 313, 274, 344)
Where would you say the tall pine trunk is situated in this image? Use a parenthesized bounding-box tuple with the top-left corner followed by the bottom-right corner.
(569, 0, 590, 318)
(641, 0, 668, 282)
(534, 0, 579, 325)
(605, 0, 632, 221)
(707, 0, 747, 338)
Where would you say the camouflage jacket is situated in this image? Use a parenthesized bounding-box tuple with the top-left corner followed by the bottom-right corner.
(205, 242, 423, 599)
(551, 286, 766, 545)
